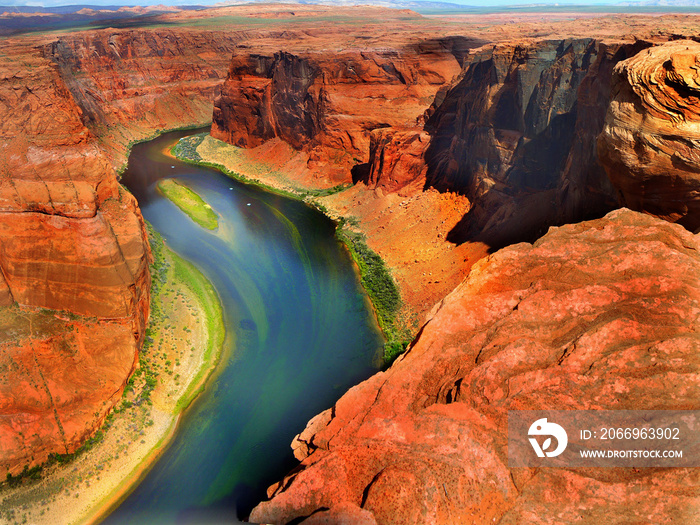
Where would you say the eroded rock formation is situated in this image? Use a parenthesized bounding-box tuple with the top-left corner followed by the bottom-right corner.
(0, 38, 150, 474)
(422, 39, 652, 249)
(42, 29, 240, 168)
(211, 37, 481, 184)
(251, 209, 700, 524)
(0, 309, 139, 474)
(598, 39, 700, 232)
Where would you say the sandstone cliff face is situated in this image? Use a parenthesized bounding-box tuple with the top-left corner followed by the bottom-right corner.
(0, 309, 139, 475)
(598, 39, 700, 232)
(43, 28, 240, 168)
(422, 39, 652, 249)
(211, 38, 481, 184)
(250, 209, 700, 524)
(0, 39, 150, 474)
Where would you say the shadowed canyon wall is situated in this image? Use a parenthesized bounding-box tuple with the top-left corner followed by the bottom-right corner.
(420, 39, 655, 249)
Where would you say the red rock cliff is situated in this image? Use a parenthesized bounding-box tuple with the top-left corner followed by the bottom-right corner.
(0, 38, 150, 474)
(211, 37, 481, 184)
(42, 28, 241, 168)
(598, 39, 700, 232)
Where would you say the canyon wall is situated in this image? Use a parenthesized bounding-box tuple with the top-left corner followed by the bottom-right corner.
(213, 38, 658, 250)
(0, 38, 152, 474)
(420, 39, 654, 249)
(599, 39, 700, 232)
(211, 37, 481, 184)
(42, 28, 241, 168)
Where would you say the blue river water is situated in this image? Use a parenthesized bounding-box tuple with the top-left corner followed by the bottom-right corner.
(105, 129, 383, 524)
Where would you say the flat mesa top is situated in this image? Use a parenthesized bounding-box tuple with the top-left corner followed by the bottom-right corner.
(1, 3, 699, 47)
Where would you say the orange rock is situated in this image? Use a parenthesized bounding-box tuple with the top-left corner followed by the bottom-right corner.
(598, 40, 700, 231)
(211, 44, 469, 184)
(42, 29, 240, 168)
(364, 128, 430, 193)
(251, 209, 700, 524)
(0, 38, 150, 474)
(0, 188, 149, 324)
(0, 274, 11, 307)
(0, 309, 137, 475)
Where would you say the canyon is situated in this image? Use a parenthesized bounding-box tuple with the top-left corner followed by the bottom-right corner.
(0, 4, 698, 523)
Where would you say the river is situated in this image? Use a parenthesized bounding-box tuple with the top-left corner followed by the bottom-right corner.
(106, 129, 383, 524)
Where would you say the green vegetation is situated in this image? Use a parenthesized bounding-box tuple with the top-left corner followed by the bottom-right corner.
(157, 179, 219, 230)
(169, 248, 226, 411)
(336, 223, 412, 365)
(172, 133, 205, 163)
(173, 134, 303, 201)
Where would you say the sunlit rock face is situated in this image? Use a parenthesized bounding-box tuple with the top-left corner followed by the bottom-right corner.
(211, 38, 480, 184)
(251, 209, 700, 524)
(599, 40, 700, 232)
(0, 38, 150, 474)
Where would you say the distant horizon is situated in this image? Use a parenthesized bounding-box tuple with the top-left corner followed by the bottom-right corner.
(4, 0, 700, 10)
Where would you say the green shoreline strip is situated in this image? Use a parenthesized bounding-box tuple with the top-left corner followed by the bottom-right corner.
(172, 133, 411, 365)
(148, 224, 226, 411)
(157, 179, 219, 231)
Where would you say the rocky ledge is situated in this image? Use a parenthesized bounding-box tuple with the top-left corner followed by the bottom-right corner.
(251, 208, 700, 524)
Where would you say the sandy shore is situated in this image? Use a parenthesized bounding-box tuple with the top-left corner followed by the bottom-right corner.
(0, 238, 224, 525)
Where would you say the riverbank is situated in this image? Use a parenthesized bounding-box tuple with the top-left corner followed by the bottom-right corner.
(172, 133, 411, 363)
(0, 227, 225, 525)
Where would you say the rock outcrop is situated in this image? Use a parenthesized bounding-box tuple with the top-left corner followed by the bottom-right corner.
(251, 209, 700, 524)
(212, 38, 482, 184)
(598, 39, 700, 232)
(0, 37, 150, 474)
(0, 309, 139, 474)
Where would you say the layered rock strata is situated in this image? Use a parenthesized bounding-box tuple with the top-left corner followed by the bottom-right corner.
(0, 38, 150, 474)
(211, 38, 481, 184)
(251, 209, 700, 524)
(42, 29, 240, 168)
(598, 39, 700, 232)
(422, 39, 653, 249)
(0, 309, 139, 474)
